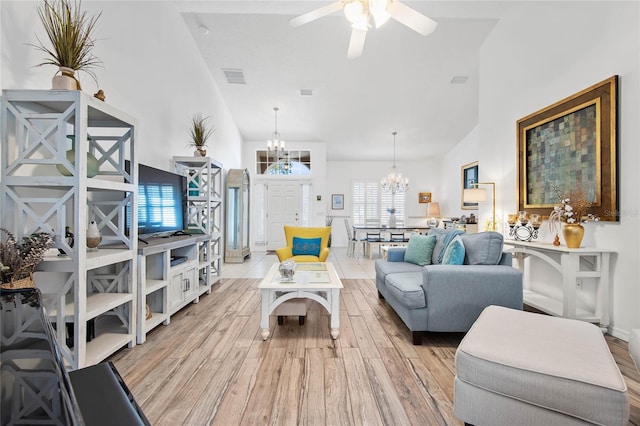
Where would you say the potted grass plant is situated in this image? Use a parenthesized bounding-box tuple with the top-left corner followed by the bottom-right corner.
(188, 113, 214, 157)
(31, 0, 102, 90)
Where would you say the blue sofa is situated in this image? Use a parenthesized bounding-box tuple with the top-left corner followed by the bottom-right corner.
(375, 230, 523, 344)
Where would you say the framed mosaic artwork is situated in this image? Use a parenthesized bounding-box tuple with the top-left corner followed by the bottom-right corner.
(516, 76, 618, 221)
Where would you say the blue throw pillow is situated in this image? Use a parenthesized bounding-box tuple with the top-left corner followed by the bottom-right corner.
(292, 237, 321, 256)
(404, 234, 437, 266)
(442, 236, 465, 265)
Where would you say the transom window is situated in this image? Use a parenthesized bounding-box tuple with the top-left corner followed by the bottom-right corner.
(256, 150, 311, 175)
(352, 181, 406, 225)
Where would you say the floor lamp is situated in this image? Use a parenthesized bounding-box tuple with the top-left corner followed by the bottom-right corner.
(463, 182, 496, 231)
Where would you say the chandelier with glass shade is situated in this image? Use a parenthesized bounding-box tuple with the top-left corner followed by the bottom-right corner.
(267, 106, 285, 153)
(381, 131, 409, 193)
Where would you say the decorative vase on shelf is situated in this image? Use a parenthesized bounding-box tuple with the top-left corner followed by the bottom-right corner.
(194, 148, 207, 157)
(86, 221, 102, 251)
(56, 135, 100, 178)
(563, 224, 584, 248)
(388, 213, 397, 228)
(52, 66, 80, 90)
(58, 226, 75, 256)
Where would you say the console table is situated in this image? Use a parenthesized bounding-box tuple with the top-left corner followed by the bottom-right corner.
(503, 241, 615, 331)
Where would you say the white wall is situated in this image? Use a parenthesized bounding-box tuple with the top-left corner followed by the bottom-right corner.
(326, 158, 442, 247)
(445, 2, 640, 339)
(0, 1, 243, 171)
(441, 125, 481, 222)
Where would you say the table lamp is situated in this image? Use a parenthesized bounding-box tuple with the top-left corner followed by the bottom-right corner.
(426, 202, 441, 227)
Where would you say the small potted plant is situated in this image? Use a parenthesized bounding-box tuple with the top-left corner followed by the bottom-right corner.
(1, 228, 54, 289)
(188, 113, 214, 157)
(31, 0, 102, 90)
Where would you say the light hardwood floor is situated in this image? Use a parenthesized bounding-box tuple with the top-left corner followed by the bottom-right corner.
(109, 249, 640, 425)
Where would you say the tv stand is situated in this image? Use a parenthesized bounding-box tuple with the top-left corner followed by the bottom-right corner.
(136, 234, 212, 343)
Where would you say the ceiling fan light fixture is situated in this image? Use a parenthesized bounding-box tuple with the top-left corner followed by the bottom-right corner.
(344, 1, 370, 30)
(369, 0, 390, 28)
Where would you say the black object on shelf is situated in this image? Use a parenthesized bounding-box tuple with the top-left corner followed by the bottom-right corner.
(170, 255, 188, 267)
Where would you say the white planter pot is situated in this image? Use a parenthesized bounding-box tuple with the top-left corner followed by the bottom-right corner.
(52, 67, 79, 90)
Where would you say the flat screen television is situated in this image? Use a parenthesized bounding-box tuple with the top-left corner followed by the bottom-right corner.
(126, 161, 187, 238)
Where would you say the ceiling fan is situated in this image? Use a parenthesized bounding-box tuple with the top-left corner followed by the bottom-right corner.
(289, 0, 437, 59)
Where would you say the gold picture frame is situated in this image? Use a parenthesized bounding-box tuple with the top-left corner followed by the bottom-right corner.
(418, 192, 432, 204)
(516, 76, 618, 220)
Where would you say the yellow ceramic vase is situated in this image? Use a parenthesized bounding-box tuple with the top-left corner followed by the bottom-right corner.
(563, 224, 584, 248)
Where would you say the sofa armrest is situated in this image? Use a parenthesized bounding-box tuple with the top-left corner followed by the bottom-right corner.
(387, 247, 407, 262)
(421, 265, 523, 330)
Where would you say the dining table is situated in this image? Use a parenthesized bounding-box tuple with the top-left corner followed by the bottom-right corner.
(352, 225, 431, 258)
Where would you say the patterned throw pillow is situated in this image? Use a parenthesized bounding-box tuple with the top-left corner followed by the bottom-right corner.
(442, 236, 465, 265)
(404, 234, 437, 266)
(292, 237, 321, 256)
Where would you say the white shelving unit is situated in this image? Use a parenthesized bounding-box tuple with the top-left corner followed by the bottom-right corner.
(136, 234, 211, 343)
(1, 89, 138, 370)
(172, 156, 223, 285)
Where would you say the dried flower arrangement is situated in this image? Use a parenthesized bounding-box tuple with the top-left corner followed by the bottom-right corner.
(1, 228, 54, 286)
(548, 186, 599, 226)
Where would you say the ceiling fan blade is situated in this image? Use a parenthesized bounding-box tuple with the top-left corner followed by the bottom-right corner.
(387, 1, 437, 36)
(289, 1, 344, 27)
(347, 28, 367, 59)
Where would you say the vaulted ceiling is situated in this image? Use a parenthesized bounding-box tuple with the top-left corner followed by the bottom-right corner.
(177, 1, 515, 161)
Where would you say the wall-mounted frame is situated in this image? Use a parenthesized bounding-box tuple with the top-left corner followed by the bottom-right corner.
(461, 161, 479, 210)
(331, 194, 344, 210)
(517, 76, 618, 220)
(418, 192, 432, 204)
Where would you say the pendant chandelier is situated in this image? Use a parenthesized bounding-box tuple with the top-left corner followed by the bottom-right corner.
(381, 131, 409, 193)
(266, 106, 285, 153)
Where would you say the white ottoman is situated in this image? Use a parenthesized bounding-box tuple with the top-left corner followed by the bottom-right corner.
(630, 329, 640, 372)
(455, 306, 629, 426)
(274, 299, 308, 325)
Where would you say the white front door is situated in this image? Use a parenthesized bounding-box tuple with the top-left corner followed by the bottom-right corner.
(267, 183, 300, 250)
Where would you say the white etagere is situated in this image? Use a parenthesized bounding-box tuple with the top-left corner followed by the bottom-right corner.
(1, 89, 137, 370)
(172, 156, 223, 286)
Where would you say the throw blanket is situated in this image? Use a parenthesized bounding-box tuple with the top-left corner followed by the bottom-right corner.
(437, 229, 464, 263)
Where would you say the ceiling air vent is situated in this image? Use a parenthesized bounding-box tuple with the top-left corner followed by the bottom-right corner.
(450, 76, 469, 84)
(222, 69, 246, 85)
(299, 89, 313, 97)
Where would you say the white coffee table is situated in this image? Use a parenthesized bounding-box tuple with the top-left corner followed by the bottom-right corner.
(258, 262, 343, 340)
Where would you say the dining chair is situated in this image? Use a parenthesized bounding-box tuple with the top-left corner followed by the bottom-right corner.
(344, 219, 366, 257)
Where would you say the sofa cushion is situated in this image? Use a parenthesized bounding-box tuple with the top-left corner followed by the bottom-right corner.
(404, 234, 437, 266)
(442, 236, 465, 265)
(459, 232, 504, 265)
(292, 237, 321, 256)
(385, 272, 426, 309)
(375, 259, 424, 282)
